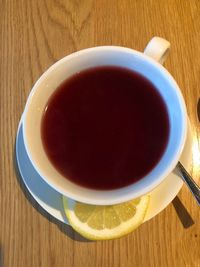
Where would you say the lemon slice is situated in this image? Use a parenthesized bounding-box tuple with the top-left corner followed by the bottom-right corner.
(63, 195, 149, 240)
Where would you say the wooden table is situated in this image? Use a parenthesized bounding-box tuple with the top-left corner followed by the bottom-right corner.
(1, 1, 200, 266)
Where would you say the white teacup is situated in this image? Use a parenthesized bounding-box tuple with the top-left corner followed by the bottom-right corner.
(23, 37, 187, 205)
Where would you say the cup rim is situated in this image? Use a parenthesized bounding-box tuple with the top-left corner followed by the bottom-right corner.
(22, 45, 188, 205)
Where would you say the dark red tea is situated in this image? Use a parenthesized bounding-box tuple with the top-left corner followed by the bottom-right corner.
(41, 66, 169, 190)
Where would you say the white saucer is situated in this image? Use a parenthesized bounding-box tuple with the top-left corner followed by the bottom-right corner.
(15, 119, 193, 224)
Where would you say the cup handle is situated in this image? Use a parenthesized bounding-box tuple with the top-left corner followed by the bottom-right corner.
(144, 37, 171, 65)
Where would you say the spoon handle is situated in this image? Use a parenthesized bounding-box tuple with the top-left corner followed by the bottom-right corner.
(177, 162, 200, 206)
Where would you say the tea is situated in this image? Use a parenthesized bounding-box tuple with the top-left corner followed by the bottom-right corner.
(41, 66, 169, 190)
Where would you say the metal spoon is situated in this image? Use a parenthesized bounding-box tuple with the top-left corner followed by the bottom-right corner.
(176, 161, 200, 205)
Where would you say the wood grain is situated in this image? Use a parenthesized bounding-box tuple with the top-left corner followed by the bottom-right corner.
(1, 0, 200, 266)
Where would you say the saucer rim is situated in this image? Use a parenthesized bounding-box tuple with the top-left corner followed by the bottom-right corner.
(15, 118, 193, 224)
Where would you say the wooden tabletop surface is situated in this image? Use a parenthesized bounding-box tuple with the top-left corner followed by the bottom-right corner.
(1, 1, 200, 266)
